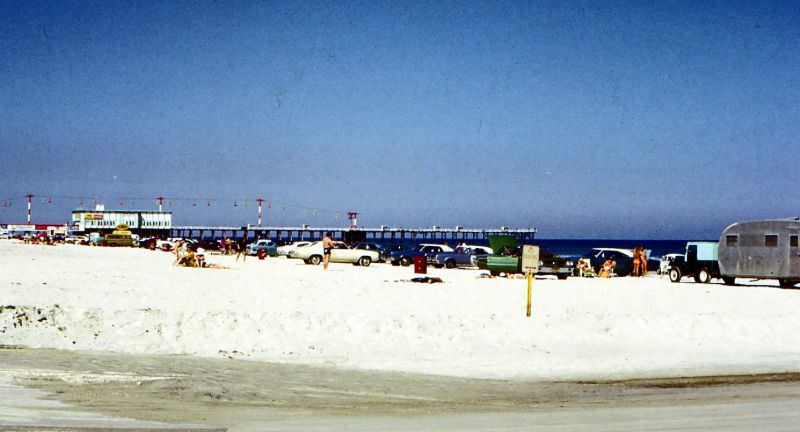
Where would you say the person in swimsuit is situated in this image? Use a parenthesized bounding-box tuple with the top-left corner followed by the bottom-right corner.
(599, 257, 616, 278)
(322, 232, 334, 270)
(236, 237, 248, 262)
(639, 247, 648, 276)
(632, 247, 642, 277)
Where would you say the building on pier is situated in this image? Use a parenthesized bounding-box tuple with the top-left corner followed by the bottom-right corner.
(71, 207, 172, 236)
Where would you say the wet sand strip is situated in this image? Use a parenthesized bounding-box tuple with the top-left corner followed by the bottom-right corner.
(579, 372, 800, 388)
(2, 347, 800, 429)
(0, 427, 225, 432)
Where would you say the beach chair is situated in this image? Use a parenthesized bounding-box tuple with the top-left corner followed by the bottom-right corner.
(578, 258, 596, 277)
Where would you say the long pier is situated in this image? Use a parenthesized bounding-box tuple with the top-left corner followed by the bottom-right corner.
(171, 225, 537, 245)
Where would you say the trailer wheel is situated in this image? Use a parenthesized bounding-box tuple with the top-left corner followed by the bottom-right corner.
(722, 276, 735, 285)
(669, 267, 682, 283)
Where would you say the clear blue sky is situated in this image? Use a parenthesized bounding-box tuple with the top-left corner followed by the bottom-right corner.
(1, 0, 798, 239)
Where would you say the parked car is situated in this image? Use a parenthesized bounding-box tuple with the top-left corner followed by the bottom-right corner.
(668, 242, 723, 284)
(138, 237, 158, 249)
(431, 245, 492, 269)
(277, 241, 312, 256)
(156, 239, 174, 251)
(349, 242, 388, 262)
(579, 248, 660, 277)
(102, 231, 135, 247)
(192, 239, 222, 251)
(289, 241, 379, 267)
(388, 244, 454, 266)
(658, 253, 683, 275)
(475, 236, 573, 279)
(246, 239, 278, 256)
(65, 235, 87, 244)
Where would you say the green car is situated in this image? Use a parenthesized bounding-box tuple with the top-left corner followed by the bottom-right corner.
(476, 236, 573, 279)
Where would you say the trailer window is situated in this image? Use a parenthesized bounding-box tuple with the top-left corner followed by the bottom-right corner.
(765, 235, 778, 247)
(791, 235, 798, 248)
(726, 235, 738, 247)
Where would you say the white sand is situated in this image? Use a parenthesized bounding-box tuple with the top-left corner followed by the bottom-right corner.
(1, 241, 799, 380)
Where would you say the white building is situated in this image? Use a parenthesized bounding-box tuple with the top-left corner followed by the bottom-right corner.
(71, 209, 172, 233)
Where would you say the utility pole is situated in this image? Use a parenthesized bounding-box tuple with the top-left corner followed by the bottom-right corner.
(257, 198, 264, 227)
(26, 194, 33, 223)
(347, 211, 358, 229)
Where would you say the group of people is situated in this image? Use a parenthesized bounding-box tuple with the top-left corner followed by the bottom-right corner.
(173, 239, 206, 267)
(217, 238, 249, 262)
(574, 247, 650, 278)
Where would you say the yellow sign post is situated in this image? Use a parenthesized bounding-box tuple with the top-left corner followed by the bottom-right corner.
(526, 272, 533, 317)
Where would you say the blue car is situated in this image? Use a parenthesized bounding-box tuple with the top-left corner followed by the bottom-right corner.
(431, 245, 493, 269)
(246, 239, 278, 256)
(388, 244, 454, 266)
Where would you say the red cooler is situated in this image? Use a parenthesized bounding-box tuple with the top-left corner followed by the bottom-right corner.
(258, 249, 266, 260)
(414, 256, 427, 274)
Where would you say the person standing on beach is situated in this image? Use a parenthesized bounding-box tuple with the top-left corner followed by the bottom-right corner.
(632, 247, 642, 277)
(322, 232, 334, 270)
(236, 237, 248, 262)
(174, 240, 185, 264)
(640, 247, 648, 276)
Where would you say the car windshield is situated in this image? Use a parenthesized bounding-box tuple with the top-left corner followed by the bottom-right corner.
(581, 249, 602, 258)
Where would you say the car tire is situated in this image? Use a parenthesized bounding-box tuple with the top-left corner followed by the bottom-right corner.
(722, 276, 735, 285)
(400, 257, 411, 266)
(557, 274, 568, 280)
(490, 270, 499, 276)
(445, 260, 456, 269)
(309, 255, 322, 265)
(694, 268, 711, 284)
(779, 279, 797, 288)
(359, 256, 372, 267)
(669, 267, 682, 283)
(390, 261, 400, 266)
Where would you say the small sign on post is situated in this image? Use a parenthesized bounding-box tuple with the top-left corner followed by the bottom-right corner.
(521, 245, 540, 274)
(521, 245, 539, 318)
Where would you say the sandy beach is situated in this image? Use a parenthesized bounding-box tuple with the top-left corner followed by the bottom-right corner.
(2, 240, 799, 380)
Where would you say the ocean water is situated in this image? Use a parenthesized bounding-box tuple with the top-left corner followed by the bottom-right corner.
(534, 239, 706, 258)
(374, 238, 707, 259)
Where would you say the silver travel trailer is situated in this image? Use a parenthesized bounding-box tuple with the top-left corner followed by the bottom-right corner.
(717, 218, 800, 287)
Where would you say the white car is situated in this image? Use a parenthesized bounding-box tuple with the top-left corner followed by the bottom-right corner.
(156, 239, 175, 250)
(290, 241, 379, 267)
(277, 241, 312, 256)
(659, 253, 682, 275)
(65, 235, 87, 244)
(458, 244, 493, 255)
